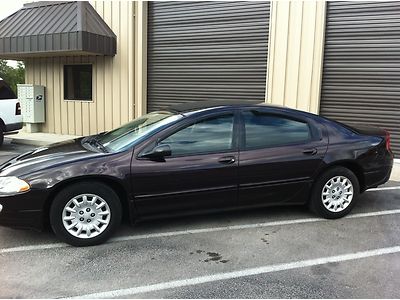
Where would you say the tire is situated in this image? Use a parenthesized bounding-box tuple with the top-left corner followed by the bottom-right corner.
(0, 128, 4, 146)
(50, 182, 122, 246)
(309, 166, 360, 219)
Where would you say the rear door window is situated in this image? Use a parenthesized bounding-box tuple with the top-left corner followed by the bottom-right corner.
(242, 111, 311, 149)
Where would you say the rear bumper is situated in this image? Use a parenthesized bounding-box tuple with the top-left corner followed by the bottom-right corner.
(364, 163, 393, 190)
(4, 122, 23, 132)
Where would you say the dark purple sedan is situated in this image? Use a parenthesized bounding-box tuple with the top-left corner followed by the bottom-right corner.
(0, 101, 394, 246)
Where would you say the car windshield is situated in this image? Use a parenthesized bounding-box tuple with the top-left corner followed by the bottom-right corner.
(95, 111, 182, 152)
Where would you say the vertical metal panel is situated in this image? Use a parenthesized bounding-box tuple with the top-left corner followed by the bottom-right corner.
(321, 1, 400, 155)
(266, 1, 326, 114)
(147, 1, 270, 111)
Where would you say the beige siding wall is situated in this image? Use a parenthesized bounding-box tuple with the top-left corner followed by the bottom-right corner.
(24, 1, 135, 135)
(24, 1, 326, 135)
(266, 0, 326, 114)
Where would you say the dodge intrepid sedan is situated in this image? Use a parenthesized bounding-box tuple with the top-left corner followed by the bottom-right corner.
(0, 101, 393, 246)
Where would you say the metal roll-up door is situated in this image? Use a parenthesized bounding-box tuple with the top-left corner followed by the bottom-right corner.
(320, 1, 400, 155)
(147, 1, 270, 112)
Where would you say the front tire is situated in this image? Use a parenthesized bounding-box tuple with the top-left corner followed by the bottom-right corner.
(50, 182, 122, 246)
(309, 166, 359, 219)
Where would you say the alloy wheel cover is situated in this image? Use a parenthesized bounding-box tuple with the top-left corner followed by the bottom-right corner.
(62, 193, 111, 239)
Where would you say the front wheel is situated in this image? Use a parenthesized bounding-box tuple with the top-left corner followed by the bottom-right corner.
(50, 182, 122, 246)
(309, 166, 360, 219)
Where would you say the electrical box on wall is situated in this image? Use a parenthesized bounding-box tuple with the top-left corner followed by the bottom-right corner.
(17, 84, 45, 123)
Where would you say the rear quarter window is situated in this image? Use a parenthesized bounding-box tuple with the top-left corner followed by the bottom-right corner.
(0, 80, 16, 99)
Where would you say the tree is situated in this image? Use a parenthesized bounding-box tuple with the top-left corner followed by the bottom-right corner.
(0, 59, 25, 95)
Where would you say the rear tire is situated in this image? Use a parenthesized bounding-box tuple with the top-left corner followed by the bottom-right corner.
(50, 182, 122, 246)
(309, 166, 359, 219)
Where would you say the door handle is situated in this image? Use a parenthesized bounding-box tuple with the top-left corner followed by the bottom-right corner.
(302, 148, 318, 155)
(218, 156, 236, 164)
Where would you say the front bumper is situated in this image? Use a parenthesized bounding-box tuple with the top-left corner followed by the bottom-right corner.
(0, 190, 48, 231)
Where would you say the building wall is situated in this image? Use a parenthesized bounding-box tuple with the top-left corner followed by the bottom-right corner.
(24, 1, 135, 136)
(266, 0, 326, 114)
(24, 1, 327, 135)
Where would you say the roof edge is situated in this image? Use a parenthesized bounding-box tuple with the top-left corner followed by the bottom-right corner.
(23, 1, 72, 9)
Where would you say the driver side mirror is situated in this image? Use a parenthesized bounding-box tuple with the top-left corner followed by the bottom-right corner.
(140, 144, 172, 160)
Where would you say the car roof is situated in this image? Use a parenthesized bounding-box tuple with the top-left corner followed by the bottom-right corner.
(165, 100, 319, 119)
(167, 100, 269, 113)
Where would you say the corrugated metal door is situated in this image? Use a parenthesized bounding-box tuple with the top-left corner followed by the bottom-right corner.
(320, 1, 400, 155)
(147, 1, 270, 111)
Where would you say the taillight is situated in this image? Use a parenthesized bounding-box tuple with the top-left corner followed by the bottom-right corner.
(15, 102, 21, 115)
(384, 130, 391, 151)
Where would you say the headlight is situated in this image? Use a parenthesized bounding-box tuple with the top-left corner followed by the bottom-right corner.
(0, 177, 30, 196)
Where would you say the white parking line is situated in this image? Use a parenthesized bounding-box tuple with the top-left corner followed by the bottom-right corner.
(367, 186, 400, 192)
(65, 245, 400, 299)
(1, 208, 400, 255)
(0, 243, 65, 254)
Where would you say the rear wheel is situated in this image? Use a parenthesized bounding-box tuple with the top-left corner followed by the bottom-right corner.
(309, 166, 359, 219)
(50, 182, 122, 246)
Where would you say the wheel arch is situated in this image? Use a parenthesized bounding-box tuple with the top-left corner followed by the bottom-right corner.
(316, 160, 365, 193)
(43, 176, 133, 227)
(0, 118, 5, 131)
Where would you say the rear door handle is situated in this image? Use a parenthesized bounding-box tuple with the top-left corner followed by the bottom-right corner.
(302, 148, 318, 155)
(218, 156, 236, 164)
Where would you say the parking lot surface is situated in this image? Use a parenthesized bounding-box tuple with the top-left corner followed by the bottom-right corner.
(0, 141, 399, 298)
(0, 138, 35, 163)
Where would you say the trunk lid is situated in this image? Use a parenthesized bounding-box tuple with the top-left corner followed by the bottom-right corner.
(342, 122, 387, 137)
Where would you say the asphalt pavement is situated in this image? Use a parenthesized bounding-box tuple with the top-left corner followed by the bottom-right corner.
(0, 138, 35, 163)
(0, 140, 399, 298)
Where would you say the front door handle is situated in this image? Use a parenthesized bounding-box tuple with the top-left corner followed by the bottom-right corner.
(302, 148, 318, 155)
(218, 156, 236, 164)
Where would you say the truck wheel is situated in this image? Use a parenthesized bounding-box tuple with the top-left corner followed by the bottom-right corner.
(0, 128, 4, 146)
(50, 182, 122, 247)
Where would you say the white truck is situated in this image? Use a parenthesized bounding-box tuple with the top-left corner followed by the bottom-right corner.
(0, 78, 23, 146)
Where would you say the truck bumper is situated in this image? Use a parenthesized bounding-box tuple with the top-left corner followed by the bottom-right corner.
(5, 122, 23, 132)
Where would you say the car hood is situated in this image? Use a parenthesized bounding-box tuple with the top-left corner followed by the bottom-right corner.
(0, 138, 106, 177)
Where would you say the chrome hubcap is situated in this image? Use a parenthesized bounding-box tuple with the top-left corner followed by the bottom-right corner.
(62, 194, 111, 239)
(321, 176, 353, 213)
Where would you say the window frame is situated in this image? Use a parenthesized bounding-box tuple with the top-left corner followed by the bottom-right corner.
(138, 110, 240, 159)
(238, 109, 316, 151)
(63, 64, 93, 101)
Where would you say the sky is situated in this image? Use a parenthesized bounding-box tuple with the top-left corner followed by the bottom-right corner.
(1, 0, 25, 67)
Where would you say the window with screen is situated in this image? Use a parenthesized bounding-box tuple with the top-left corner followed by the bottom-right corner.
(159, 114, 234, 156)
(64, 65, 92, 100)
(243, 111, 310, 149)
